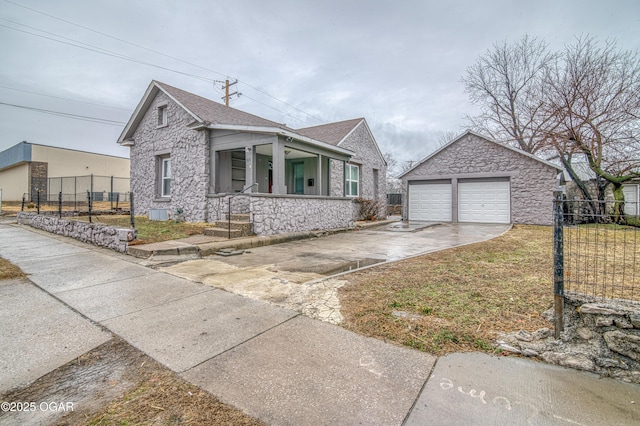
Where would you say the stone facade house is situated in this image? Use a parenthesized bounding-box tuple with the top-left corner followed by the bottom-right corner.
(399, 131, 563, 225)
(118, 81, 386, 235)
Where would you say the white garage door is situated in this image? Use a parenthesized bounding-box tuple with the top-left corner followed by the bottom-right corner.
(458, 180, 511, 224)
(408, 183, 452, 221)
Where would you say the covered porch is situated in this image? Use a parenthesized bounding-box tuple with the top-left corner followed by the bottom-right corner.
(210, 129, 353, 197)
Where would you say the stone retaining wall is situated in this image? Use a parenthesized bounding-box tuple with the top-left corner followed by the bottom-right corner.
(498, 294, 640, 383)
(249, 195, 356, 236)
(17, 212, 136, 253)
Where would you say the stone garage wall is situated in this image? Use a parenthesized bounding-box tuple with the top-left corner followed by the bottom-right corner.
(401, 132, 561, 225)
(497, 294, 640, 383)
(17, 212, 136, 253)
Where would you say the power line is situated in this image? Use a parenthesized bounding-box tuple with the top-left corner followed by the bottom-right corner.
(240, 93, 315, 126)
(0, 22, 215, 83)
(1, 0, 228, 78)
(0, 84, 131, 111)
(1, 0, 324, 125)
(0, 101, 127, 126)
(236, 80, 324, 124)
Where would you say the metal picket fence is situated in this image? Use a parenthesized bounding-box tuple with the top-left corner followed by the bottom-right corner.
(553, 192, 640, 336)
(44, 175, 130, 207)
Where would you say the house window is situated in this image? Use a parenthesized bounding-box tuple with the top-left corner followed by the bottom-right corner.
(345, 164, 359, 197)
(157, 104, 168, 127)
(161, 157, 171, 197)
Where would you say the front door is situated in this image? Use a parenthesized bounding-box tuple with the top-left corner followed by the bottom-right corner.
(293, 162, 304, 194)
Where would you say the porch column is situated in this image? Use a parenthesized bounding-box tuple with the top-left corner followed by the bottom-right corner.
(271, 137, 287, 194)
(244, 146, 255, 192)
(316, 155, 324, 196)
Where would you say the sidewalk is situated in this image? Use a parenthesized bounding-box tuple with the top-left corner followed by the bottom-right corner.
(1, 223, 639, 425)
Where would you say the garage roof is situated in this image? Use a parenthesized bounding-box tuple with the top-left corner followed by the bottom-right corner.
(399, 130, 562, 178)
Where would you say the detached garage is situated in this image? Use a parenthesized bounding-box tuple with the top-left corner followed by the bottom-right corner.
(400, 131, 563, 225)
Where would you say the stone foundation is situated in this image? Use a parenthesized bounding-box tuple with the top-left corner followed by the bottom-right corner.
(498, 294, 640, 383)
(249, 195, 355, 236)
(206, 194, 356, 236)
(17, 212, 136, 253)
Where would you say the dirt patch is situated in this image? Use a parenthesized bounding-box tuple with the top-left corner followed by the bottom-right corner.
(0, 338, 263, 426)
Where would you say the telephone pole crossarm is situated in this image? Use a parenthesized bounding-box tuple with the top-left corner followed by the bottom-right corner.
(220, 79, 239, 106)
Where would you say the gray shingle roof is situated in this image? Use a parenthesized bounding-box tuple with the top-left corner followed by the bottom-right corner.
(296, 118, 363, 146)
(156, 81, 286, 128)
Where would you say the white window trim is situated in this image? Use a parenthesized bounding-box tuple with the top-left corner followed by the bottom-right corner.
(157, 103, 168, 128)
(161, 157, 171, 197)
(345, 163, 360, 197)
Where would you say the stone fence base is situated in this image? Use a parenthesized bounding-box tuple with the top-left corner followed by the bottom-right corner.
(497, 294, 640, 384)
(17, 212, 136, 253)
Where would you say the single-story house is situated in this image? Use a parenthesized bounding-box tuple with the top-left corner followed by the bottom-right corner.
(0, 141, 130, 201)
(399, 131, 563, 225)
(118, 80, 387, 235)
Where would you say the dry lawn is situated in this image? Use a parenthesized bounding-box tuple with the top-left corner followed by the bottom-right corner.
(1, 338, 262, 426)
(0, 257, 25, 280)
(0, 201, 129, 214)
(564, 224, 640, 301)
(339, 225, 555, 356)
(84, 347, 263, 426)
(89, 215, 211, 244)
(1, 201, 210, 244)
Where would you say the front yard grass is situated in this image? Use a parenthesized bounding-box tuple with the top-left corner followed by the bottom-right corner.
(81, 215, 211, 245)
(339, 225, 554, 356)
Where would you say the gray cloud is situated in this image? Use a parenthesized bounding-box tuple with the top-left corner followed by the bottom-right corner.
(1, 0, 639, 163)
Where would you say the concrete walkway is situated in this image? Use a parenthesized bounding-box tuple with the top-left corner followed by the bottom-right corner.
(1, 223, 639, 425)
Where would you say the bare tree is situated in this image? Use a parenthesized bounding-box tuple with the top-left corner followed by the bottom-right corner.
(383, 152, 402, 193)
(437, 130, 459, 147)
(462, 35, 558, 154)
(542, 37, 640, 219)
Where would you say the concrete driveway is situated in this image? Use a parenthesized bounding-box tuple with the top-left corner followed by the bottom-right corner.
(161, 222, 510, 323)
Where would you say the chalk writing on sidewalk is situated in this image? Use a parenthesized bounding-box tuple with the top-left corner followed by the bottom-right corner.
(359, 356, 383, 378)
(439, 377, 512, 410)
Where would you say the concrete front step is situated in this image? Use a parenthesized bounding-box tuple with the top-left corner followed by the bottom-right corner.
(204, 219, 254, 238)
(204, 227, 251, 239)
(228, 213, 250, 221)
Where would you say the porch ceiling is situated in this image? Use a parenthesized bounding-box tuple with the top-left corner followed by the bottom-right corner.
(255, 145, 317, 159)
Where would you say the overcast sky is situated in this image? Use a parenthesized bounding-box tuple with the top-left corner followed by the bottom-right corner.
(1, 0, 639, 168)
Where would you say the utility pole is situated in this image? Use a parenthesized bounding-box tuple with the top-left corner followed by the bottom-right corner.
(220, 79, 239, 106)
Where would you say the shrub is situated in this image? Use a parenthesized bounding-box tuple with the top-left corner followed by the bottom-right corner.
(355, 197, 385, 221)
